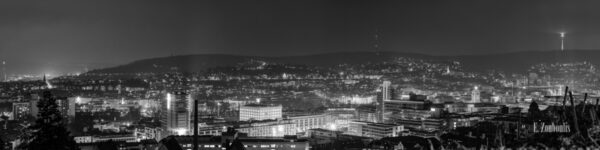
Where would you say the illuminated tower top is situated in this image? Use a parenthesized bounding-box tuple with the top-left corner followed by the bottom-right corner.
(1, 60, 5, 82)
(373, 28, 381, 55)
(560, 32, 566, 51)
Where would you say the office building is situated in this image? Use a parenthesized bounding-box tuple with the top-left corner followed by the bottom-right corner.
(348, 121, 404, 140)
(56, 97, 76, 118)
(134, 127, 163, 142)
(377, 80, 393, 123)
(356, 105, 379, 123)
(288, 114, 332, 133)
(29, 96, 75, 120)
(236, 120, 296, 137)
(384, 98, 440, 120)
(160, 92, 192, 136)
(239, 104, 282, 121)
(471, 86, 481, 103)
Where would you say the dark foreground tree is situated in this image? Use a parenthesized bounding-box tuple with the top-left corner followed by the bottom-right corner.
(528, 101, 541, 120)
(0, 137, 5, 150)
(19, 91, 79, 150)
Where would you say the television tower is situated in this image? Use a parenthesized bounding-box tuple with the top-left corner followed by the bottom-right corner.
(1, 60, 5, 82)
(560, 32, 566, 51)
(374, 28, 381, 55)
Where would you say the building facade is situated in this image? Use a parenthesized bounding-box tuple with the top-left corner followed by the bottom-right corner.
(12, 102, 30, 120)
(288, 114, 332, 133)
(158, 135, 309, 150)
(348, 121, 404, 139)
(160, 92, 191, 136)
(239, 104, 282, 121)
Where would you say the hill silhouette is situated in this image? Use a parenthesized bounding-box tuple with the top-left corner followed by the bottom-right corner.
(89, 50, 600, 74)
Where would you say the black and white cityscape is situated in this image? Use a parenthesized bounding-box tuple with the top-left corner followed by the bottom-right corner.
(3, 0, 600, 149)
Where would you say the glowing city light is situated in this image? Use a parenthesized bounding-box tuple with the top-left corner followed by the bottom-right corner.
(329, 124, 337, 130)
(272, 127, 278, 136)
(256, 98, 261, 103)
(560, 32, 565, 38)
(45, 77, 53, 89)
(121, 98, 125, 105)
(76, 96, 82, 104)
(175, 128, 187, 135)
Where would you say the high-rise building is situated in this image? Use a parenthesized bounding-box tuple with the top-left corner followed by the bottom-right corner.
(377, 80, 393, 123)
(56, 97, 76, 119)
(471, 86, 481, 103)
(239, 104, 282, 121)
(160, 92, 192, 136)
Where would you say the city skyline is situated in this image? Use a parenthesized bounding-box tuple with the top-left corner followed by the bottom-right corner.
(3, 1, 600, 149)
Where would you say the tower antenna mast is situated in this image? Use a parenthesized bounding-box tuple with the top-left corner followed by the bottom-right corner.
(374, 28, 381, 55)
(560, 32, 566, 51)
(1, 60, 5, 82)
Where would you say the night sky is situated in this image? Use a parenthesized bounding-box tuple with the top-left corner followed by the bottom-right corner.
(1, 0, 600, 74)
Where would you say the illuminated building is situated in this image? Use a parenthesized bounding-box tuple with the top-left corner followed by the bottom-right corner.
(134, 127, 163, 142)
(236, 120, 296, 137)
(239, 104, 282, 121)
(446, 103, 499, 114)
(29, 96, 75, 120)
(77, 140, 159, 150)
(307, 128, 342, 139)
(158, 135, 309, 150)
(356, 105, 378, 123)
(471, 86, 481, 103)
(195, 119, 297, 138)
(325, 108, 356, 130)
(74, 135, 138, 143)
(56, 97, 76, 118)
(377, 80, 393, 123)
(347, 121, 404, 140)
(288, 114, 332, 133)
(392, 118, 445, 131)
(382, 93, 444, 125)
(447, 115, 481, 129)
(160, 92, 192, 137)
(12, 102, 31, 120)
(384, 98, 438, 120)
(195, 126, 225, 136)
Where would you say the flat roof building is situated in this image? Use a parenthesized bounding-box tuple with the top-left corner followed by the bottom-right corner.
(239, 104, 282, 121)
